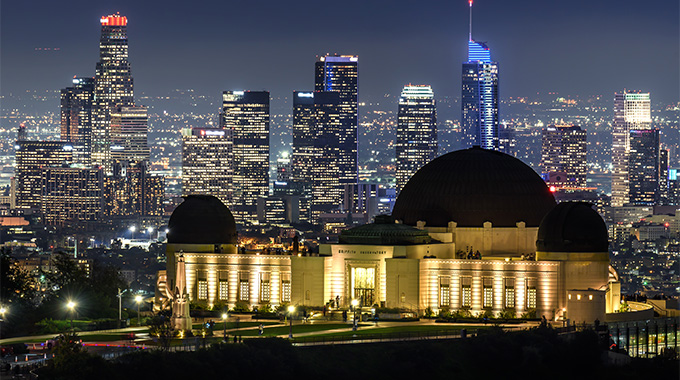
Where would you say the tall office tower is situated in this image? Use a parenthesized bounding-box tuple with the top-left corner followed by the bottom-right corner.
(181, 127, 233, 207)
(220, 91, 270, 225)
(15, 142, 73, 209)
(395, 85, 437, 194)
(659, 148, 669, 204)
(315, 55, 358, 186)
(540, 125, 587, 189)
(611, 91, 651, 207)
(42, 167, 104, 228)
(292, 91, 342, 221)
(628, 128, 659, 205)
(17, 123, 27, 142)
(92, 14, 134, 173)
(60, 77, 95, 166)
(498, 123, 515, 155)
(110, 105, 149, 164)
(461, 0, 499, 150)
(105, 161, 164, 218)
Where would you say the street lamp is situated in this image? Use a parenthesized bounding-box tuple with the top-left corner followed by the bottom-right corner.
(0, 306, 7, 339)
(129, 225, 136, 239)
(221, 313, 228, 342)
(135, 295, 143, 326)
(351, 299, 359, 331)
(287, 306, 295, 339)
(67, 301, 77, 332)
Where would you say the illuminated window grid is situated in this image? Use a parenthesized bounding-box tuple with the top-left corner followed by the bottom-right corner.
(239, 280, 249, 302)
(483, 277, 493, 309)
(260, 272, 271, 302)
(527, 287, 537, 309)
(439, 276, 450, 307)
(198, 280, 208, 300)
(503, 278, 515, 309)
(281, 272, 291, 303)
(219, 280, 228, 301)
(461, 276, 472, 308)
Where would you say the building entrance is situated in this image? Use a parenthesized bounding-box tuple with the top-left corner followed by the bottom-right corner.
(351, 267, 375, 307)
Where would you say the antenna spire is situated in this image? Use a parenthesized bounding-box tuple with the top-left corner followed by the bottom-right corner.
(469, 0, 473, 41)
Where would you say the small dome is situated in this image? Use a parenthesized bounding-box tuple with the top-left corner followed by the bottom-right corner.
(339, 215, 432, 245)
(536, 202, 609, 253)
(392, 147, 556, 227)
(167, 195, 237, 245)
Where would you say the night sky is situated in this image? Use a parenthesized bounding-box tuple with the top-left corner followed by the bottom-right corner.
(1, 0, 678, 106)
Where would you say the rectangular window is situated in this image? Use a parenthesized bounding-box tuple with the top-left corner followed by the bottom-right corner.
(239, 272, 249, 302)
(439, 277, 450, 307)
(461, 277, 471, 308)
(281, 272, 291, 303)
(527, 278, 537, 309)
(504, 278, 515, 309)
(260, 272, 270, 302)
(198, 280, 208, 300)
(483, 277, 493, 308)
(219, 280, 228, 301)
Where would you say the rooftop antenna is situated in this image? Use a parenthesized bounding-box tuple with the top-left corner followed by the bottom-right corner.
(469, 0, 473, 41)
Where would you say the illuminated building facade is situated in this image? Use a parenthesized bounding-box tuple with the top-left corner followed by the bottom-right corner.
(628, 128, 660, 205)
(42, 167, 104, 228)
(105, 161, 164, 218)
(160, 149, 616, 324)
(110, 105, 149, 164)
(611, 91, 652, 207)
(540, 125, 587, 189)
(92, 14, 135, 174)
(315, 55, 359, 187)
(181, 127, 232, 207)
(60, 77, 94, 166)
(396, 85, 437, 195)
(220, 91, 270, 225)
(292, 91, 342, 221)
(461, 2, 498, 150)
(15, 141, 73, 210)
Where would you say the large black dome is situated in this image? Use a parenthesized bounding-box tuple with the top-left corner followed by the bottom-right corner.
(167, 195, 238, 244)
(536, 202, 609, 253)
(392, 147, 556, 227)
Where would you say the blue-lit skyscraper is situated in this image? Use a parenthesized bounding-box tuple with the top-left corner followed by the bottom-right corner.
(461, 0, 498, 150)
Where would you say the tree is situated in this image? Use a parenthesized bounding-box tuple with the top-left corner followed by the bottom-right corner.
(0, 248, 35, 305)
(147, 311, 173, 351)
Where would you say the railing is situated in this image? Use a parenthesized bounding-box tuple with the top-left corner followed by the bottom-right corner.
(289, 327, 509, 346)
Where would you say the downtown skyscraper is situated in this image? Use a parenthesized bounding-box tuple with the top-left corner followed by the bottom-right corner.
(611, 90, 652, 207)
(629, 128, 660, 205)
(315, 55, 359, 186)
(461, 0, 499, 150)
(220, 91, 270, 225)
(92, 14, 135, 173)
(182, 127, 233, 209)
(540, 125, 587, 189)
(395, 85, 437, 195)
(60, 77, 94, 166)
(292, 91, 342, 221)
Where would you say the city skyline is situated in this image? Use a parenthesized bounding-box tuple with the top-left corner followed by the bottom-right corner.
(1, 0, 678, 113)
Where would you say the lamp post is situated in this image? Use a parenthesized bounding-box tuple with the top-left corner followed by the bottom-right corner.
(135, 295, 143, 326)
(351, 299, 359, 331)
(0, 306, 7, 339)
(67, 301, 76, 332)
(117, 288, 123, 328)
(129, 225, 136, 240)
(222, 313, 228, 342)
(288, 306, 295, 339)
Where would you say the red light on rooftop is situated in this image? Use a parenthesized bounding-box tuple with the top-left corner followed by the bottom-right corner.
(100, 15, 127, 26)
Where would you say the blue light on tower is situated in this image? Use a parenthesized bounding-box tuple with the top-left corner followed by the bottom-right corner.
(468, 41, 491, 63)
(461, 0, 499, 151)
